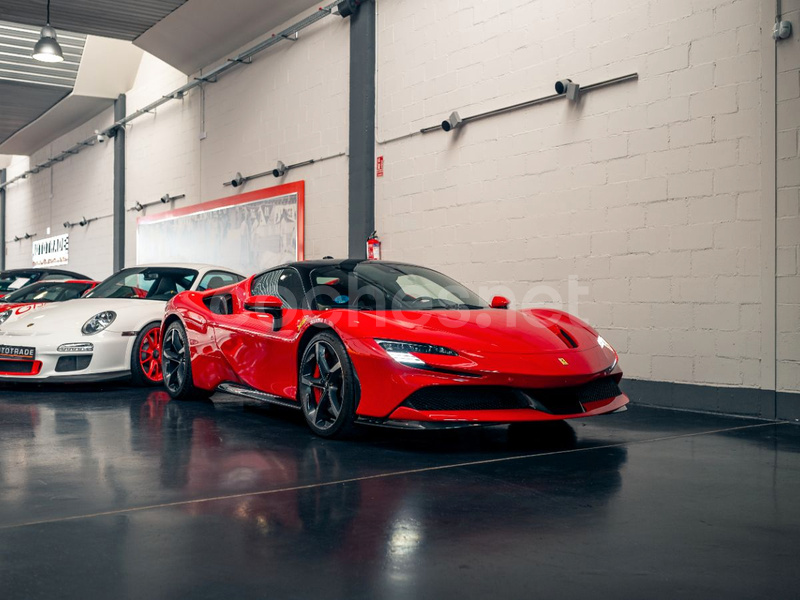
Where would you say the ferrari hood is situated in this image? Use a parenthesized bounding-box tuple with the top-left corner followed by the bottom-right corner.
(340, 308, 601, 355)
(0, 298, 166, 336)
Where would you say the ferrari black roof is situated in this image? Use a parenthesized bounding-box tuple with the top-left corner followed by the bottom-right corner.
(275, 259, 420, 275)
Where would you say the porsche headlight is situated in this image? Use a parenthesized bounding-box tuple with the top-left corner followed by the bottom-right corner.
(82, 311, 116, 335)
(0, 310, 11, 326)
(375, 339, 457, 366)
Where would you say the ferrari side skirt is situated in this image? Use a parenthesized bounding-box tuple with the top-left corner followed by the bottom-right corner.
(216, 382, 302, 410)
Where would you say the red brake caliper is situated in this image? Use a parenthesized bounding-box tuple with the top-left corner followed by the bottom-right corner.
(313, 363, 322, 403)
(140, 328, 163, 382)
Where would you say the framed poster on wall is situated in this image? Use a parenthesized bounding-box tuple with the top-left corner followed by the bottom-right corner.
(136, 181, 304, 276)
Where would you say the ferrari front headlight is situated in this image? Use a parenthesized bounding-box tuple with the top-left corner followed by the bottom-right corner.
(82, 311, 116, 335)
(598, 335, 618, 370)
(0, 310, 11, 326)
(375, 339, 457, 366)
(597, 335, 613, 352)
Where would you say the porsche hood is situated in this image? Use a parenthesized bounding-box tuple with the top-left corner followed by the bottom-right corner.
(0, 298, 166, 336)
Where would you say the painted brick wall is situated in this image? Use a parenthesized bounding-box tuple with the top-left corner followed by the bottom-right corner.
(124, 7, 350, 266)
(375, 0, 778, 389)
(5, 110, 115, 279)
(199, 11, 350, 261)
(776, 0, 800, 392)
(123, 52, 202, 266)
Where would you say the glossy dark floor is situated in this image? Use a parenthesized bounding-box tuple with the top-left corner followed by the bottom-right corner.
(0, 385, 798, 600)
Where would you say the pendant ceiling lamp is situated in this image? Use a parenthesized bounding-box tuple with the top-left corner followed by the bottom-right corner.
(32, 0, 64, 63)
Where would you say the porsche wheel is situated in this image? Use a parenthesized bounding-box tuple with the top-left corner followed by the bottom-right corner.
(130, 322, 164, 386)
(298, 332, 357, 438)
(161, 320, 212, 401)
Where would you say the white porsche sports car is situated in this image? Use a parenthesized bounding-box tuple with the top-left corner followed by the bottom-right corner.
(0, 264, 244, 384)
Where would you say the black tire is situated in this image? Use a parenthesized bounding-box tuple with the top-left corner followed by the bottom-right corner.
(161, 320, 212, 401)
(297, 332, 358, 438)
(130, 322, 164, 387)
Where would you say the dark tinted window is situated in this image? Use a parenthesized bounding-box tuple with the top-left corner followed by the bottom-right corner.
(251, 270, 280, 297)
(0, 272, 36, 292)
(3, 281, 92, 303)
(87, 267, 198, 301)
(309, 263, 488, 311)
(251, 269, 306, 309)
(197, 271, 243, 291)
(277, 269, 306, 309)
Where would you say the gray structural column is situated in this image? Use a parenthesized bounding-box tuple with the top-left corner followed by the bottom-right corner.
(0, 168, 5, 270)
(113, 94, 126, 272)
(347, 0, 376, 259)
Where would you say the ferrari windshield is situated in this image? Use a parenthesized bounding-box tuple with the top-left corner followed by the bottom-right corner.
(86, 267, 198, 301)
(310, 263, 488, 310)
(2, 281, 93, 303)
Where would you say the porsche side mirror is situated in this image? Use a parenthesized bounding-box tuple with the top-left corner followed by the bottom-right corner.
(491, 295, 510, 309)
(244, 295, 283, 330)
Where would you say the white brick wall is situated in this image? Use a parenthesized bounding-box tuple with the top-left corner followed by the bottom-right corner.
(776, 0, 800, 392)
(375, 0, 780, 389)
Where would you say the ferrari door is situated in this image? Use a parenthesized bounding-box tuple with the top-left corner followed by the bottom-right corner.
(214, 267, 308, 399)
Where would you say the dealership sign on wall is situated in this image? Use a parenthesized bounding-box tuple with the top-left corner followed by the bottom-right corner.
(32, 234, 69, 267)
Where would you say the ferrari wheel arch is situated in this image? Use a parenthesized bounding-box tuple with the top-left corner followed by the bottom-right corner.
(162, 313, 184, 335)
(296, 324, 337, 368)
(296, 324, 362, 405)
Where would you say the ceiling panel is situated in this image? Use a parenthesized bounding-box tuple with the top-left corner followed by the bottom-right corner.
(0, 0, 188, 41)
(134, 0, 323, 75)
(0, 79, 70, 144)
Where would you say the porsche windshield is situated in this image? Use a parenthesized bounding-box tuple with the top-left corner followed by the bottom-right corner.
(310, 263, 488, 310)
(86, 267, 198, 301)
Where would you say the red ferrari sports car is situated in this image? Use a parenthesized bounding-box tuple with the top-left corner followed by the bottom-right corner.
(162, 259, 628, 437)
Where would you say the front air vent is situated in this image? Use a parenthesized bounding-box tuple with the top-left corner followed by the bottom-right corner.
(55, 355, 92, 372)
(549, 325, 578, 348)
(0, 360, 36, 374)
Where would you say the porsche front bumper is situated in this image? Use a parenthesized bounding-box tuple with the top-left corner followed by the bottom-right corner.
(0, 330, 136, 382)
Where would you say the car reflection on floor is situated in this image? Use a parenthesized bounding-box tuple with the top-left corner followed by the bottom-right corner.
(129, 391, 628, 563)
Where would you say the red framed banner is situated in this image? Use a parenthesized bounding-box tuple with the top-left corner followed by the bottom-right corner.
(136, 181, 304, 276)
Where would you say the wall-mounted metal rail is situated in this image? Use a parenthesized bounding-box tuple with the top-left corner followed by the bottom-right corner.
(10, 232, 35, 242)
(128, 193, 186, 212)
(222, 152, 346, 188)
(377, 73, 638, 145)
(63, 214, 111, 228)
(0, 1, 344, 191)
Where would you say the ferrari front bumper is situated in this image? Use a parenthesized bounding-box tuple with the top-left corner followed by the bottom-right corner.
(346, 337, 628, 422)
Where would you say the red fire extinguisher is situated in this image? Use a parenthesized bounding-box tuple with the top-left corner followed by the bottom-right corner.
(366, 230, 381, 260)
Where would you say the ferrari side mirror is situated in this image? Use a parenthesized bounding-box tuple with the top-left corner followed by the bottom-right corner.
(244, 295, 283, 330)
(490, 295, 510, 309)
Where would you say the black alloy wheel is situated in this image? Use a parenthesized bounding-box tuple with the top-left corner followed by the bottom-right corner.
(162, 321, 211, 401)
(298, 332, 357, 438)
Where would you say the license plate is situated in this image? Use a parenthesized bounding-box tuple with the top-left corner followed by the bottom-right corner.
(0, 345, 36, 360)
